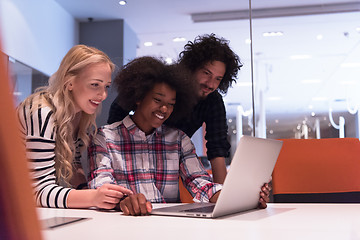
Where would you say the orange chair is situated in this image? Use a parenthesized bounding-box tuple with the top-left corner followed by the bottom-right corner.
(0, 51, 42, 237)
(179, 177, 194, 203)
(272, 138, 360, 203)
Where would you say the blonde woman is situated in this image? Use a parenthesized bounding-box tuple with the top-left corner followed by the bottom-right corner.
(17, 45, 132, 209)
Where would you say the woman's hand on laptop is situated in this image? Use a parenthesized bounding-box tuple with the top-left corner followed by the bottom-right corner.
(258, 182, 272, 209)
(120, 193, 152, 216)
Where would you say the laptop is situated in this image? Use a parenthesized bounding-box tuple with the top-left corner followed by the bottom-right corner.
(150, 135, 283, 218)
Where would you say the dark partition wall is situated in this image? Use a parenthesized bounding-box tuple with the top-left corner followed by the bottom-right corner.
(80, 19, 138, 127)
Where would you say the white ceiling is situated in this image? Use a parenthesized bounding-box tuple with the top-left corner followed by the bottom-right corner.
(55, 0, 360, 137)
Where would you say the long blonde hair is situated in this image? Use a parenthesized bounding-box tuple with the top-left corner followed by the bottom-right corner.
(19, 45, 115, 185)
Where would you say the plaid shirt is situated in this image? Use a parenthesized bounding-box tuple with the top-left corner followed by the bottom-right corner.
(88, 116, 222, 203)
(108, 91, 230, 160)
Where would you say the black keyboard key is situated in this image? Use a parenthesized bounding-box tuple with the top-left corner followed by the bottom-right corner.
(180, 205, 215, 213)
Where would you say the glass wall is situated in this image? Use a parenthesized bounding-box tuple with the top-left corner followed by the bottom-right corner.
(224, 4, 360, 158)
(4, 54, 48, 107)
(133, 2, 360, 161)
(5, 1, 360, 161)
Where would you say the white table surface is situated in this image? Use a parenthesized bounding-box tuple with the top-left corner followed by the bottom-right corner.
(38, 203, 360, 240)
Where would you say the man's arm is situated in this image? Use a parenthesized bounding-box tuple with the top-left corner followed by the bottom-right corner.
(204, 93, 230, 184)
(209, 156, 227, 184)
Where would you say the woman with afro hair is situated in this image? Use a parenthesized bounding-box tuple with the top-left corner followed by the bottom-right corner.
(88, 56, 223, 215)
(108, 34, 243, 185)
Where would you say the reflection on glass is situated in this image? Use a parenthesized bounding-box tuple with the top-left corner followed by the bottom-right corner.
(226, 9, 360, 140)
(7, 57, 48, 106)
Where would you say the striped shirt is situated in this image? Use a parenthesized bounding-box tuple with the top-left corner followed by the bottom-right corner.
(88, 116, 222, 203)
(18, 102, 82, 208)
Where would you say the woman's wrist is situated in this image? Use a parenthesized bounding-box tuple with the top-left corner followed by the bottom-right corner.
(67, 189, 97, 208)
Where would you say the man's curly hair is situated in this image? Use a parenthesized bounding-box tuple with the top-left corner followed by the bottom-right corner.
(114, 56, 196, 122)
(179, 33, 243, 94)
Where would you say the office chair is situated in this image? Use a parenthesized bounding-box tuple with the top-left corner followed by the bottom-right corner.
(179, 169, 214, 203)
(0, 50, 42, 238)
(179, 177, 194, 203)
(272, 138, 360, 203)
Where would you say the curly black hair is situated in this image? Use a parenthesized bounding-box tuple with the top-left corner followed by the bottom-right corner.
(178, 33, 243, 94)
(113, 56, 197, 122)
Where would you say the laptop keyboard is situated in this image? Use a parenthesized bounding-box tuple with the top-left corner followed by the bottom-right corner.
(180, 205, 215, 213)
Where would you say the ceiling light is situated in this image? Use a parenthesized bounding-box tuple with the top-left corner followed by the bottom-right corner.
(316, 34, 323, 40)
(290, 55, 312, 60)
(119, 1, 127, 5)
(173, 37, 186, 42)
(144, 42, 153, 47)
(262, 31, 283, 37)
(311, 112, 316, 117)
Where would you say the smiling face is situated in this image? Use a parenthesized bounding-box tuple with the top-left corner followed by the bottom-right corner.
(132, 82, 176, 135)
(193, 60, 226, 99)
(69, 62, 112, 114)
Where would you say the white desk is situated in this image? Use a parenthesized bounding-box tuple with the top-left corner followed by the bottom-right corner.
(39, 203, 360, 240)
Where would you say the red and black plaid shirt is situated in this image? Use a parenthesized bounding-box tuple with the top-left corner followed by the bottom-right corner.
(88, 116, 222, 203)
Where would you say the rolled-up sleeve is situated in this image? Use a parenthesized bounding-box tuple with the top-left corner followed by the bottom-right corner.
(179, 132, 222, 202)
(88, 128, 116, 189)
